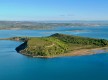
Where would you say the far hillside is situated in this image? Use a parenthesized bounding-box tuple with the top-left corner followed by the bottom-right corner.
(0, 21, 108, 30)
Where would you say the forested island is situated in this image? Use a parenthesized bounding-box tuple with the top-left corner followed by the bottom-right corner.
(8, 33, 108, 58)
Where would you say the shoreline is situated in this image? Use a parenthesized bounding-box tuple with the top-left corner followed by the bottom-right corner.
(20, 47, 108, 58)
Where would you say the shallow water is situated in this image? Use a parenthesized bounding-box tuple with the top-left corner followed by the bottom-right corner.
(0, 26, 108, 80)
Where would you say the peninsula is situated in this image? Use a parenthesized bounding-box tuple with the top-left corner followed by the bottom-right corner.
(9, 33, 108, 58)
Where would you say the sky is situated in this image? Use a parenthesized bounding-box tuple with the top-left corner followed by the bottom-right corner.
(0, 0, 108, 21)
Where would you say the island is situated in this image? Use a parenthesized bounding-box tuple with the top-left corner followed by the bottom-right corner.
(6, 33, 106, 58)
(1, 33, 108, 58)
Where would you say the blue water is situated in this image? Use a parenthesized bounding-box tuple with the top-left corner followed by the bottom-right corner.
(0, 26, 108, 80)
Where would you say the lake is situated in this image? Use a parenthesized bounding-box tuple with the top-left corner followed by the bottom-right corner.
(0, 26, 108, 80)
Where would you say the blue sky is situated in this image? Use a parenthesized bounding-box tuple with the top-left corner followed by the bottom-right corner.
(0, 0, 108, 21)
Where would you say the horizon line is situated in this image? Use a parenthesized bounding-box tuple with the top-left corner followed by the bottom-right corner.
(0, 20, 108, 22)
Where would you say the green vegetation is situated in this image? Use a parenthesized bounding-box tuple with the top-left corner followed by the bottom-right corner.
(15, 33, 108, 57)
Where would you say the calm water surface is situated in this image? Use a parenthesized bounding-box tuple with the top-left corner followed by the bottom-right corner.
(0, 26, 108, 80)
